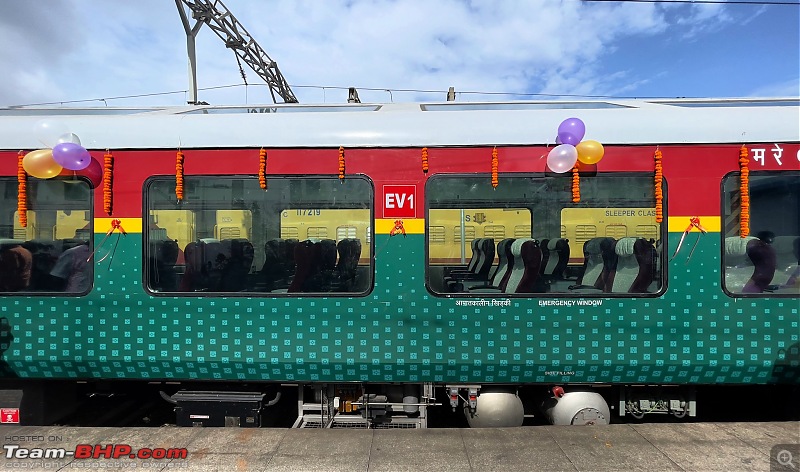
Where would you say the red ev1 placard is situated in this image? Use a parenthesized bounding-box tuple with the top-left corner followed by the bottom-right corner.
(383, 185, 416, 218)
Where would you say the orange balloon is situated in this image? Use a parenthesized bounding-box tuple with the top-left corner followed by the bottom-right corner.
(23, 149, 63, 179)
(576, 140, 604, 165)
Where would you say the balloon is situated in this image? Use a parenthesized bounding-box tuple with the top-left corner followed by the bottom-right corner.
(576, 140, 605, 164)
(547, 144, 578, 173)
(23, 149, 63, 179)
(59, 157, 102, 187)
(34, 119, 70, 148)
(52, 142, 91, 170)
(557, 118, 586, 146)
(56, 132, 81, 146)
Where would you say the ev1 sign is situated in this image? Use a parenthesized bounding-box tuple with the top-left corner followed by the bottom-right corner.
(383, 185, 416, 218)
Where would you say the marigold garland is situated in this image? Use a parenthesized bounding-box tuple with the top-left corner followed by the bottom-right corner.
(338, 146, 345, 181)
(176, 150, 185, 201)
(103, 150, 114, 215)
(491, 147, 498, 189)
(654, 147, 663, 223)
(571, 163, 580, 203)
(17, 151, 27, 228)
(739, 145, 750, 237)
(259, 148, 267, 190)
(421, 147, 429, 174)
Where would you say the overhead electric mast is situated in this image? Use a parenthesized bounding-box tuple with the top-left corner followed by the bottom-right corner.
(175, 0, 298, 104)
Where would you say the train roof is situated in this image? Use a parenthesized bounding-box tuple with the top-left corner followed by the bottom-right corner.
(0, 97, 798, 150)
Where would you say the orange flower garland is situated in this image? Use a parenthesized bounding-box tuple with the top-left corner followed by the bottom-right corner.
(571, 163, 580, 203)
(338, 146, 345, 181)
(259, 148, 267, 190)
(17, 151, 27, 228)
(491, 147, 498, 188)
(421, 147, 429, 174)
(176, 150, 185, 201)
(103, 150, 114, 215)
(739, 145, 750, 237)
(654, 147, 663, 223)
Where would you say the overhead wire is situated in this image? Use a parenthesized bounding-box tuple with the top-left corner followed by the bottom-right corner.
(6, 82, 685, 108)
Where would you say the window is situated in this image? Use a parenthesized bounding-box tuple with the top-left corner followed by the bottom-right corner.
(722, 172, 799, 296)
(426, 174, 663, 296)
(145, 176, 373, 295)
(0, 178, 93, 294)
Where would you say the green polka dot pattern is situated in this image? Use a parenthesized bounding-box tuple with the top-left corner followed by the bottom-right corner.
(1, 233, 797, 385)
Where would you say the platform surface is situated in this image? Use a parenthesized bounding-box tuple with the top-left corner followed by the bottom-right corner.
(1, 421, 798, 471)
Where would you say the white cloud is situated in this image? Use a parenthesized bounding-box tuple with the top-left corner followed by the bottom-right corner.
(750, 78, 800, 97)
(0, 0, 793, 107)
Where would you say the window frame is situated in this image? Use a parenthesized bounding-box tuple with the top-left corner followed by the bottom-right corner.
(720, 170, 799, 298)
(142, 174, 375, 297)
(424, 172, 667, 298)
(0, 177, 94, 297)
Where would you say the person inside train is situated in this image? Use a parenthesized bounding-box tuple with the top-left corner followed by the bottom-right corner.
(0, 241, 32, 292)
(50, 232, 91, 293)
(757, 230, 775, 245)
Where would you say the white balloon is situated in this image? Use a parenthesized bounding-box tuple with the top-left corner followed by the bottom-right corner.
(56, 132, 81, 146)
(547, 144, 578, 173)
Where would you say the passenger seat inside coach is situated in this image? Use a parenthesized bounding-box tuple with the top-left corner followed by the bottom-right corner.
(569, 237, 616, 293)
(471, 238, 542, 294)
(179, 238, 255, 292)
(606, 237, 656, 293)
(724, 236, 776, 293)
(261, 238, 291, 291)
(539, 238, 570, 291)
(464, 238, 515, 292)
(771, 235, 800, 293)
(445, 238, 495, 291)
(148, 239, 180, 292)
(335, 238, 362, 292)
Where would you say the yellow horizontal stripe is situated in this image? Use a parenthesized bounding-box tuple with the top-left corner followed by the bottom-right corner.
(95, 217, 720, 236)
(94, 217, 143, 234)
(667, 216, 720, 233)
(375, 218, 425, 235)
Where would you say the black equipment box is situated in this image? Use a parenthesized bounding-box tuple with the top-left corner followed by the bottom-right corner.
(172, 391, 265, 427)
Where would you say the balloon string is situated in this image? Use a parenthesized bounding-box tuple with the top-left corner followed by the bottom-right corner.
(89, 219, 127, 268)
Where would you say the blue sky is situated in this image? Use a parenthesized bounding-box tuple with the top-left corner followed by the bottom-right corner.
(0, 0, 797, 107)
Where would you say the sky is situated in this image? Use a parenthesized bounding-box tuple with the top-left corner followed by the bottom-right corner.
(0, 0, 798, 108)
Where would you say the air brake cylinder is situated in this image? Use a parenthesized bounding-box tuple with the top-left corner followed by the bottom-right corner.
(467, 387, 479, 415)
(448, 387, 459, 411)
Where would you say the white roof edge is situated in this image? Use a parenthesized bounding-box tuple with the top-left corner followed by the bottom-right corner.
(0, 98, 798, 149)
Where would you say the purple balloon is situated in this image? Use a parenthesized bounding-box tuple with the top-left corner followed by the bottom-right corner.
(52, 142, 91, 171)
(557, 118, 586, 146)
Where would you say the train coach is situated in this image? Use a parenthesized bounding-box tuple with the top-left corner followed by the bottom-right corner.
(0, 98, 797, 427)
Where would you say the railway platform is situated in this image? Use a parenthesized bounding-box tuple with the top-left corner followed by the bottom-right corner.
(1, 421, 798, 471)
